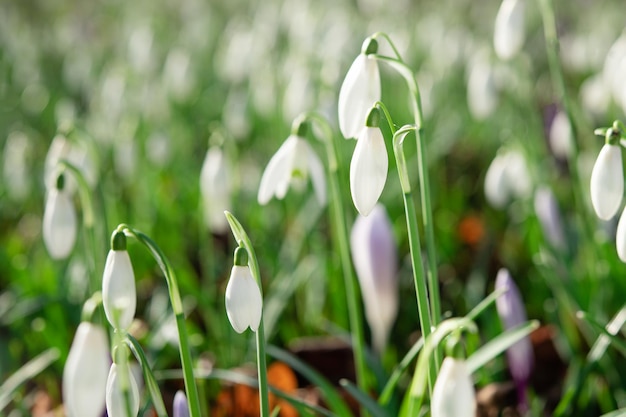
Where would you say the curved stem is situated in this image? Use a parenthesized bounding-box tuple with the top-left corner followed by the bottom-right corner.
(115, 224, 202, 417)
(296, 112, 370, 396)
(224, 212, 271, 417)
(369, 32, 403, 61)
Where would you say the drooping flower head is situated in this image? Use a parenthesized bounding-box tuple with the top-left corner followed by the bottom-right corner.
(495, 268, 534, 409)
(590, 128, 623, 220)
(102, 231, 137, 331)
(257, 119, 326, 206)
(494, 0, 526, 61)
(350, 203, 398, 354)
(225, 246, 263, 333)
(200, 145, 231, 233)
(431, 357, 476, 417)
(43, 173, 78, 260)
(350, 107, 388, 216)
(338, 37, 381, 139)
(484, 148, 532, 209)
(105, 361, 140, 417)
(63, 322, 110, 417)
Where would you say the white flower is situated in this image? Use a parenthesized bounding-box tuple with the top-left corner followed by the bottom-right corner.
(350, 204, 398, 354)
(467, 55, 498, 120)
(549, 110, 574, 159)
(257, 134, 326, 206)
(484, 149, 532, 209)
(102, 240, 137, 331)
(200, 146, 231, 233)
(42, 185, 77, 260)
(616, 206, 626, 262)
(494, 0, 526, 61)
(105, 362, 140, 417)
(590, 143, 623, 220)
(350, 127, 388, 216)
(338, 54, 381, 139)
(431, 357, 476, 417)
(63, 322, 110, 417)
(44, 134, 97, 193)
(225, 264, 263, 333)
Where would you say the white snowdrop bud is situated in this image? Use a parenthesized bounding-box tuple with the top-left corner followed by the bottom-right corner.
(431, 357, 476, 417)
(102, 231, 137, 331)
(494, 0, 526, 61)
(590, 143, 623, 220)
(225, 247, 263, 333)
(43, 174, 77, 260)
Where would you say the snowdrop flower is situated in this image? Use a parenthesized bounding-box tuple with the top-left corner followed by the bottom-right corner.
(350, 204, 398, 354)
(200, 146, 231, 233)
(44, 133, 97, 192)
(257, 120, 326, 206)
(105, 362, 140, 417)
(534, 186, 566, 251)
(338, 37, 381, 139)
(494, 0, 526, 61)
(590, 143, 623, 220)
(63, 322, 110, 417)
(495, 268, 534, 408)
(173, 390, 190, 417)
(225, 247, 263, 333)
(350, 107, 388, 216)
(431, 357, 476, 417)
(102, 231, 137, 331)
(42, 174, 77, 260)
(466, 54, 498, 120)
(484, 149, 532, 209)
(549, 110, 574, 159)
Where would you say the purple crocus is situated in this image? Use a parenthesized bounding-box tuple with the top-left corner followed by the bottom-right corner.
(534, 186, 566, 251)
(350, 203, 398, 355)
(495, 268, 534, 411)
(173, 390, 190, 417)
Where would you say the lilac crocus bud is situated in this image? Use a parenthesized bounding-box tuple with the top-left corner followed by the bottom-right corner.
(225, 247, 263, 333)
(350, 107, 388, 216)
(590, 143, 623, 220)
(102, 231, 137, 331)
(200, 146, 231, 233)
(494, 0, 526, 61)
(534, 186, 566, 251)
(43, 174, 77, 260)
(431, 357, 476, 417)
(495, 268, 534, 409)
(105, 362, 140, 417)
(257, 120, 326, 206)
(173, 390, 190, 417)
(63, 322, 110, 417)
(350, 204, 398, 354)
(338, 37, 381, 139)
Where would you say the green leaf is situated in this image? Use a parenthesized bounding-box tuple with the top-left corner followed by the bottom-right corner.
(125, 336, 169, 417)
(378, 337, 424, 405)
(0, 348, 60, 412)
(466, 320, 540, 374)
(340, 379, 390, 417)
(588, 306, 626, 363)
(578, 311, 626, 358)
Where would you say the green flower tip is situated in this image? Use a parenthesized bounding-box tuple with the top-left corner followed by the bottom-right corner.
(365, 106, 381, 128)
(233, 246, 249, 266)
(111, 231, 127, 251)
(445, 334, 465, 360)
(55, 173, 66, 190)
(291, 117, 308, 138)
(361, 37, 378, 55)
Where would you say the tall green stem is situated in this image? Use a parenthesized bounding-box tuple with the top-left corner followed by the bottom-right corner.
(116, 224, 202, 417)
(297, 112, 370, 396)
(224, 212, 271, 417)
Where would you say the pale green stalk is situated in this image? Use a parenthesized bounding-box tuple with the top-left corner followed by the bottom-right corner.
(115, 224, 202, 417)
(297, 112, 370, 395)
(224, 212, 270, 417)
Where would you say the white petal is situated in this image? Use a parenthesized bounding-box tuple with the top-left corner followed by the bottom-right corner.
(102, 250, 137, 330)
(505, 150, 532, 199)
(338, 55, 381, 139)
(303, 140, 327, 206)
(494, 0, 526, 61)
(43, 189, 77, 260)
(350, 127, 388, 216)
(225, 265, 263, 333)
(431, 358, 476, 417)
(200, 147, 231, 232)
(484, 153, 510, 208)
(63, 322, 110, 417)
(590, 144, 623, 220)
(467, 57, 498, 120)
(105, 363, 140, 417)
(616, 207, 626, 262)
(549, 111, 573, 159)
(257, 136, 297, 205)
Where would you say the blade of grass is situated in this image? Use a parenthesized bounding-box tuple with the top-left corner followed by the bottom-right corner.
(577, 311, 626, 357)
(340, 379, 390, 417)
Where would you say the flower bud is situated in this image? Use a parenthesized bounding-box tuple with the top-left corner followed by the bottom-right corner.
(534, 186, 566, 251)
(63, 322, 110, 417)
(102, 232, 137, 330)
(590, 143, 623, 220)
(466, 55, 498, 120)
(42, 176, 77, 260)
(350, 204, 398, 354)
(494, 0, 526, 61)
(350, 125, 388, 216)
(338, 49, 381, 139)
(431, 357, 476, 417)
(200, 146, 231, 233)
(225, 248, 263, 333)
(173, 390, 190, 417)
(105, 362, 140, 417)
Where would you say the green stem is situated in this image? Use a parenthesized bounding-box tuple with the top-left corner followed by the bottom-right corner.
(297, 112, 370, 396)
(373, 54, 442, 334)
(224, 212, 271, 417)
(115, 224, 202, 417)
